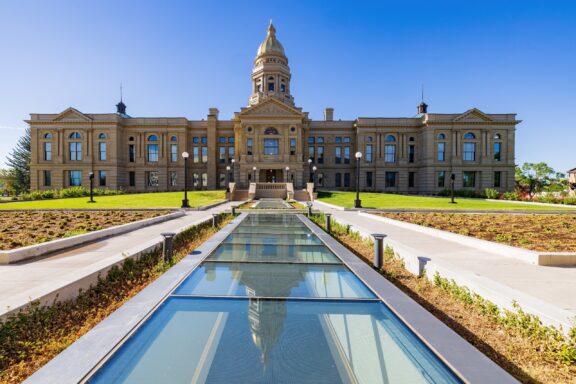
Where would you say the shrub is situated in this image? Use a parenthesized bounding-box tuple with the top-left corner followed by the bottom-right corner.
(484, 188, 499, 199)
(502, 191, 519, 200)
(562, 196, 576, 205)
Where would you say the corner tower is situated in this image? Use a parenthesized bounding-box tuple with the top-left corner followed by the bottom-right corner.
(249, 21, 294, 107)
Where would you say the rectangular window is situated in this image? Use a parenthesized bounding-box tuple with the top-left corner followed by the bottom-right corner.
(463, 143, 476, 161)
(228, 137, 234, 144)
(366, 171, 373, 188)
(129, 171, 135, 187)
(69, 142, 82, 161)
(170, 171, 177, 187)
(335, 147, 342, 164)
(308, 137, 315, 145)
(193, 147, 199, 163)
(99, 142, 107, 161)
(384, 145, 396, 163)
(344, 173, 351, 188)
(385, 172, 396, 188)
(201, 147, 208, 163)
(335, 137, 342, 144)
(193, 137, 199, 144)
(317, 173, 324, 187)
(219, 137, 226, 144)
(494, 171, 502, 188)
(44, 142, 52, 161)
(263, 139, 279, 155)
(308, 147, 315, 163)
(317, 137, 324, 144)
(147, 144, 159, 162)
(290, 138, 296, 156)
(202, 173, 208, 187)
(219, 173, 226, 188)
(170, 144, 178, 162)
(408, 172, 415, 188)
(437, 171, 446, 188)
(494, 142, 501, 161)
(343, 137, 351, 143)
(98, 170, 107, 186)
(228, 146, 235, 162)
(335, 173, 342, 187)
(365, 144, 373, 163)
(193, 173, 200, 189)
(43, 170, 52, 187)
(69, 170, 82, 186)
(344, 147, 350, 164)
(247, 138, 253, 155)
(146, 171, 159, 187)
(408, 145, 415, 163)
(219, 147, 226, 163)
(317, 146, 324, 164)
(463, 171, 476, 188)
(201, 137, 207, 144)
(437, 143, 445, 161)
(129, 144, 135, 162)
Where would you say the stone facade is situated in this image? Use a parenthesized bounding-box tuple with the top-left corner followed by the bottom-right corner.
(29, 22, 519, 194)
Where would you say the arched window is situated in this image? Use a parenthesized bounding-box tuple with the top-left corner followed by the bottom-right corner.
(280, 78, 286, 92)
(267, 76, 275, 92)
(385, 135, 396, 142)
(463, 132, 476, 139)
(43, 133, 53, 139)
(494, 133, 501, 140)
(409, 137, 415, 142)
(170, 135, 177, 142)
(367, 136, 373, 142)
(264, 127, 279, 135)
(69, 132, 81, 139)
(147, 134, 159, 141)
(128, 136, 135, 141)
(98, 133, 107, 139)
(436, 133, 446, 140)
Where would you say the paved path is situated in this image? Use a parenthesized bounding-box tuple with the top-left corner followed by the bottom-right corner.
(313, 201, 576, 331)
(0, 202, 236, 319)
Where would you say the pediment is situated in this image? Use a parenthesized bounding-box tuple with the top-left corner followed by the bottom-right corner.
(53, 107, 93, 122)
(454, 108, 492, 122)
(239, 99, 303, 117)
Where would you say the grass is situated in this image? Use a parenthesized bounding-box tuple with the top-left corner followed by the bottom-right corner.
(317, 191, 576, 211)
(0, 191, 225, 210)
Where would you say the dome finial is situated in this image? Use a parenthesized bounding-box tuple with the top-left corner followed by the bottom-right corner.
(267, 19, 276, 36)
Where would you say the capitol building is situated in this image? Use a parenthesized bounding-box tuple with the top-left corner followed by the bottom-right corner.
(28, 22, 519, 196)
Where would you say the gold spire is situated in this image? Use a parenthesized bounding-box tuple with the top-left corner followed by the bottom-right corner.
(257, 21, 284, 57)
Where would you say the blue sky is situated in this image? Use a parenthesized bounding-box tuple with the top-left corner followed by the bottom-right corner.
(1, 0, 575, 172)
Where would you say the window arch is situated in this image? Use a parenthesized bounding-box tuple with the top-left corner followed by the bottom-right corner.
(43, 133, 53, 139)
(367, 136, 373, 142)
(147, 134, 159, 141)
(69, 132, 81, 139)
(385, 135, 396, 142)
(170, 135, 178, 142)
(98, 133, 107, 139)
(128, 136, 135, 141)
(264, 127, 279, 135)
(463, 132, 476, 139)
(409, 137, 415, 142)
(494, 133, 501, 140)
(436, 133, 446, 140)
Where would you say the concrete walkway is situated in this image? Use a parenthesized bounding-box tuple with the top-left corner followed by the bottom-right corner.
(0, 202, 236, 319)
(313, 201, 576, 331)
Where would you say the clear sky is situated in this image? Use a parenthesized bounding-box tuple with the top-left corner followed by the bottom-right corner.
(1, 0, 575, 172)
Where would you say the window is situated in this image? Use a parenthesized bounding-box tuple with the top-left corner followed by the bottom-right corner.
(129, 144, 135, 162)
(385, 135, 396, 142)
(69, 142, 82, 161)
(317, 173, 324, 187)
(201, 147, 208, 163)
(365, 144, 373, 163)
(308, 137, 315, 145)
(69, 132, 81, 139)
(228, 137, 235, 144)
(69, 170, 82, 186)
(463, 171, 476, 188)
(129, 136, 134, 142)
(367, 136, 373, 142)
(494, 142, 501, 161)
(147, 134, 158, 141)
(409, 137, 415, 142)
(335, 173, 342, 187)
(463, 143, 476, 161)
(335, 147, 342, 164)
(290, 138, 296, 155)
(308, 147, 315, 163)
(384, 145, 396, 163)
(343, 137, 351, 143)
(129, 171, 135, 187)
(219, 173, 226, 188)
(317, 146, 324, 164)
(201, 137, 207, 144)
(99, 142, 107, 161)
(219, 147, 226, 163)
(263, 139, 279, 155)
(437, 142, 445, 161)
(463, 132, 476, 140)
(385, 172, 396, 187)
(317, 137, 324, 144)
(247, 138, 253, 155)
(247, 127, 253, 133)
(494, 133, 501, 140)
(147, 171, 159, 187)
(344, 173, 350, 188)
(171, 144, 178, 162)
(202, 173, 208, 188)
(193, 137, 199, 143)
(170, 171, 177, 187)
(44, 142, 52, 161)
(147, 144, 159, 162)
(219, 137, 226, 144)
(264, 127, 279, 135)
(98, 170, 107, 186)
(408, 145, 415, 163)
(408, 172, 415, 188)
(98, 133, 107, 139)
(193, 173, 200, 189)
(280, 79, 286, 92)
(366, 172, 373, 188)
(44, 133, 53, 139)
(170, 136, 177, 142)
(494, 171, 502, 188)
(437, 133, 446, 140)
(335, 137, 342, 144)
(267, 77, 275, 92)
(228, 146, 235, 162)
(193, 147, 199, 163)
(43, 170, 51, 187)
(437, 171, 446, 188)
(344, 147, 350, 164)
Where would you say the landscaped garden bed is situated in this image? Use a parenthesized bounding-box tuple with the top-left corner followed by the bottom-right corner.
(377, 213, 576, 252)
(0, 211, 170, 250)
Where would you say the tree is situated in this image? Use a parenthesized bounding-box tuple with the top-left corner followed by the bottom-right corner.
(515, 162, 566, 198)
(5, 127, 31, 194)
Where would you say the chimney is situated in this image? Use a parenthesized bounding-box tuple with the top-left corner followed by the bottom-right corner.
(324, 107, 334, 121)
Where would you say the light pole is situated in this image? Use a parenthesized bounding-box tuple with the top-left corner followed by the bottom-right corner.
(88, 172, 95, 203)
(226, 165, 231, 192)
(308, 158, 313, 182)
(450, 173, 456, 204)
(354, 151, 362, 208)
(252, 166, 257, 183)
(312, 166, 317, 191)
(181, 151, 190, 208)
(231, 158, 235, 182)
(285, 166, 290, 183)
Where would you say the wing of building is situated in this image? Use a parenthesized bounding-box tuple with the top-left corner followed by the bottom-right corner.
(28, 21, 520, 195)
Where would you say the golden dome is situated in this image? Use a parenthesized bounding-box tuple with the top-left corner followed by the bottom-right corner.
(256, 21, 285, 57)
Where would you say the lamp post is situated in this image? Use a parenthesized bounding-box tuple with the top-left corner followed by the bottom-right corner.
(285, 166, 290, 183)
(181, 151, 190, 208)
(450, 173, 456, 204)
(354, 151, 362, 208)
(308, 158, 313, 182)
(312, 166, 317, 191)
(231, 158, 235, 182)
(88, 172, 95, 203)
(252, 166, 257, 183)
(226, 165, 231, 192)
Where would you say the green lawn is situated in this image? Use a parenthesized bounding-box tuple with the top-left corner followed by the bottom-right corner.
(0, 191, 226, 210)
(317, 191, 576, 211)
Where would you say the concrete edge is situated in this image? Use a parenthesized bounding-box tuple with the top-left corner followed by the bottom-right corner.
(0, 211, 185, 265)
(313, 199, 346, 211)
(297, 214, 518, 384)
(194, 200, 228, 211)
(22, 213, 248, 384)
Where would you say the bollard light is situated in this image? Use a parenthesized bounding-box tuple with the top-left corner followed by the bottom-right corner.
(161, 232, 176, 264)
(212, 213, 219, 228)
(325, 213, 332, 234)
(371, 233, 387, 270)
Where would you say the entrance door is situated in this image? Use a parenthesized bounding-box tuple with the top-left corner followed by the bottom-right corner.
(261, 169, 282, 183)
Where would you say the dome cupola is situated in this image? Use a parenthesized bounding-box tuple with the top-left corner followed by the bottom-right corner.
(256, 21, 285, 58)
